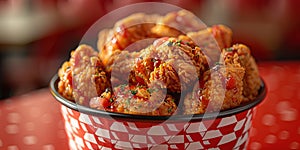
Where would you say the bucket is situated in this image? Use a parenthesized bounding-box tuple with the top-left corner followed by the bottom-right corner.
(50, 75, 266, 149)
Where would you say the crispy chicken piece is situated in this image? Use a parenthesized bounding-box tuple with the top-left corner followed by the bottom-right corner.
(113, 84, 177, 115)
(222, 44, 260, 102)
(98, 10, 209, 67)
(129, 37, 209, 93)
(210, 25, 233, 49)
(56, 8, 265, 117)
(187, 24, 232, 50)
(149, 62, 181, 93)
(58, 45, 110, 106)
(184, 63, 245, 114)
(90, 84, 177, 116)
(130, 57, 156, 86)
(151, 9, 206, 37)
(58, 60, 73, 100)
(98, 13, 161, 66)
(71, 45, 110, 106)
(187, 24, 233, 63)
(108, 50, 141, 86)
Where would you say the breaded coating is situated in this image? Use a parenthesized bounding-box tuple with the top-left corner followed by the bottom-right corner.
(186, 24, 233, 63)
(151, 9, 206, 37)
(184, 63, 245, 114)
(210, 25, 233, 49)
(130, 57, 156, 86)
(57, 10, 262, 116)
(108, 50, 140, 85)
(151, 38, 208, 91)
(98, 13, 161, 66)
(167, 37, 209, 76)
(222, 44, 260, 102)
(58, 60, 73, 100)
(98, 10, 208, 67)
(58, 45, 110, 106)
(109, 84, 177, 116)
(109, 45, 157, 87)
(130, 37, 208, 93)
(149, 62, 181, 93)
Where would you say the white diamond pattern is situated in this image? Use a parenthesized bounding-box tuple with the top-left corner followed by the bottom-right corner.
(243, 114, 252, 134)
(84, 133, 97, 144)
(61, 105, 255, 149)
(95, 128, 110, 139)
(203, 130, 222, 140)
(85, 141, 93, 149)
(92, 116, 103, 125)
(79, 113, 92, 125)
(74, 135, 84, 148)
(131, 135, 147, 143)
(217, 132, 237, 146)
(217, 115, 237, 128)
(147, 126, 167, 135)
(111, 131, 120, 140)
(186, 142, 204, 150)
(110, 122, 128, 132)
(203, 140, 210, 145)
(70, 117, 79, 129)
(127, 122, 139, 131)
(186, 122, 207, 133)
(167, 124, 179, 131)
(168, 135, 184, 144)
(133, 143, 141, 148)
(234, 118, 246, 131)
(115, 141, 132, 149)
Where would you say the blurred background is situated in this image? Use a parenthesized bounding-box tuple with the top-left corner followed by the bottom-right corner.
(0, 0, 299, 99)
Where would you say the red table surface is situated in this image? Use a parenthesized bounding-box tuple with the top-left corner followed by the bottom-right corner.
(0, 61, 299, 150)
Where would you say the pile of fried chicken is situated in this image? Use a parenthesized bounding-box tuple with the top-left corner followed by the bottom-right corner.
(57, 10, 261, 115)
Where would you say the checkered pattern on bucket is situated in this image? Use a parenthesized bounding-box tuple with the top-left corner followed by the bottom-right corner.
(61, 105, 253, 150)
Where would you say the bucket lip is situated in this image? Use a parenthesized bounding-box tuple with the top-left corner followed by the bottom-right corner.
(50, 74, 266, 122)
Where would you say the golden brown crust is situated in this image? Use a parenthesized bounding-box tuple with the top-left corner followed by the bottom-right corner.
(130, 57, 155, 86)
(98, 13, 161, 66)
(58, 10, 261, 116)
(110, 84, 177, 116)
(184, 63, 245, 114)
(98, 10, 211, 67)
(57, 45, 109, 106)
(129, 37, 209, 93)
(108, 50, 140, 85)
(149, 62, 180, 93)
(186, 24, 233, 64)
(58, 61, 73, 100)
(210, 25, 233, 49)
(222, 44, 260, 102)
(151, 9, 206, 37)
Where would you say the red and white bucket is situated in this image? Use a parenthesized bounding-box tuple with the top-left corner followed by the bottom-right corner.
(50, 75, 266, 150)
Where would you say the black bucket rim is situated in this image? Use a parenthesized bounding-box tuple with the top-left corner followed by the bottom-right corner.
(50, 74, 266, 122)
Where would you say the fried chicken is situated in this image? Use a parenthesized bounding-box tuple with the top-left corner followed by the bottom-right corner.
(58, 45, 110, 106)
(184, 63, 245, 114)
(222, 44, 261, 102)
